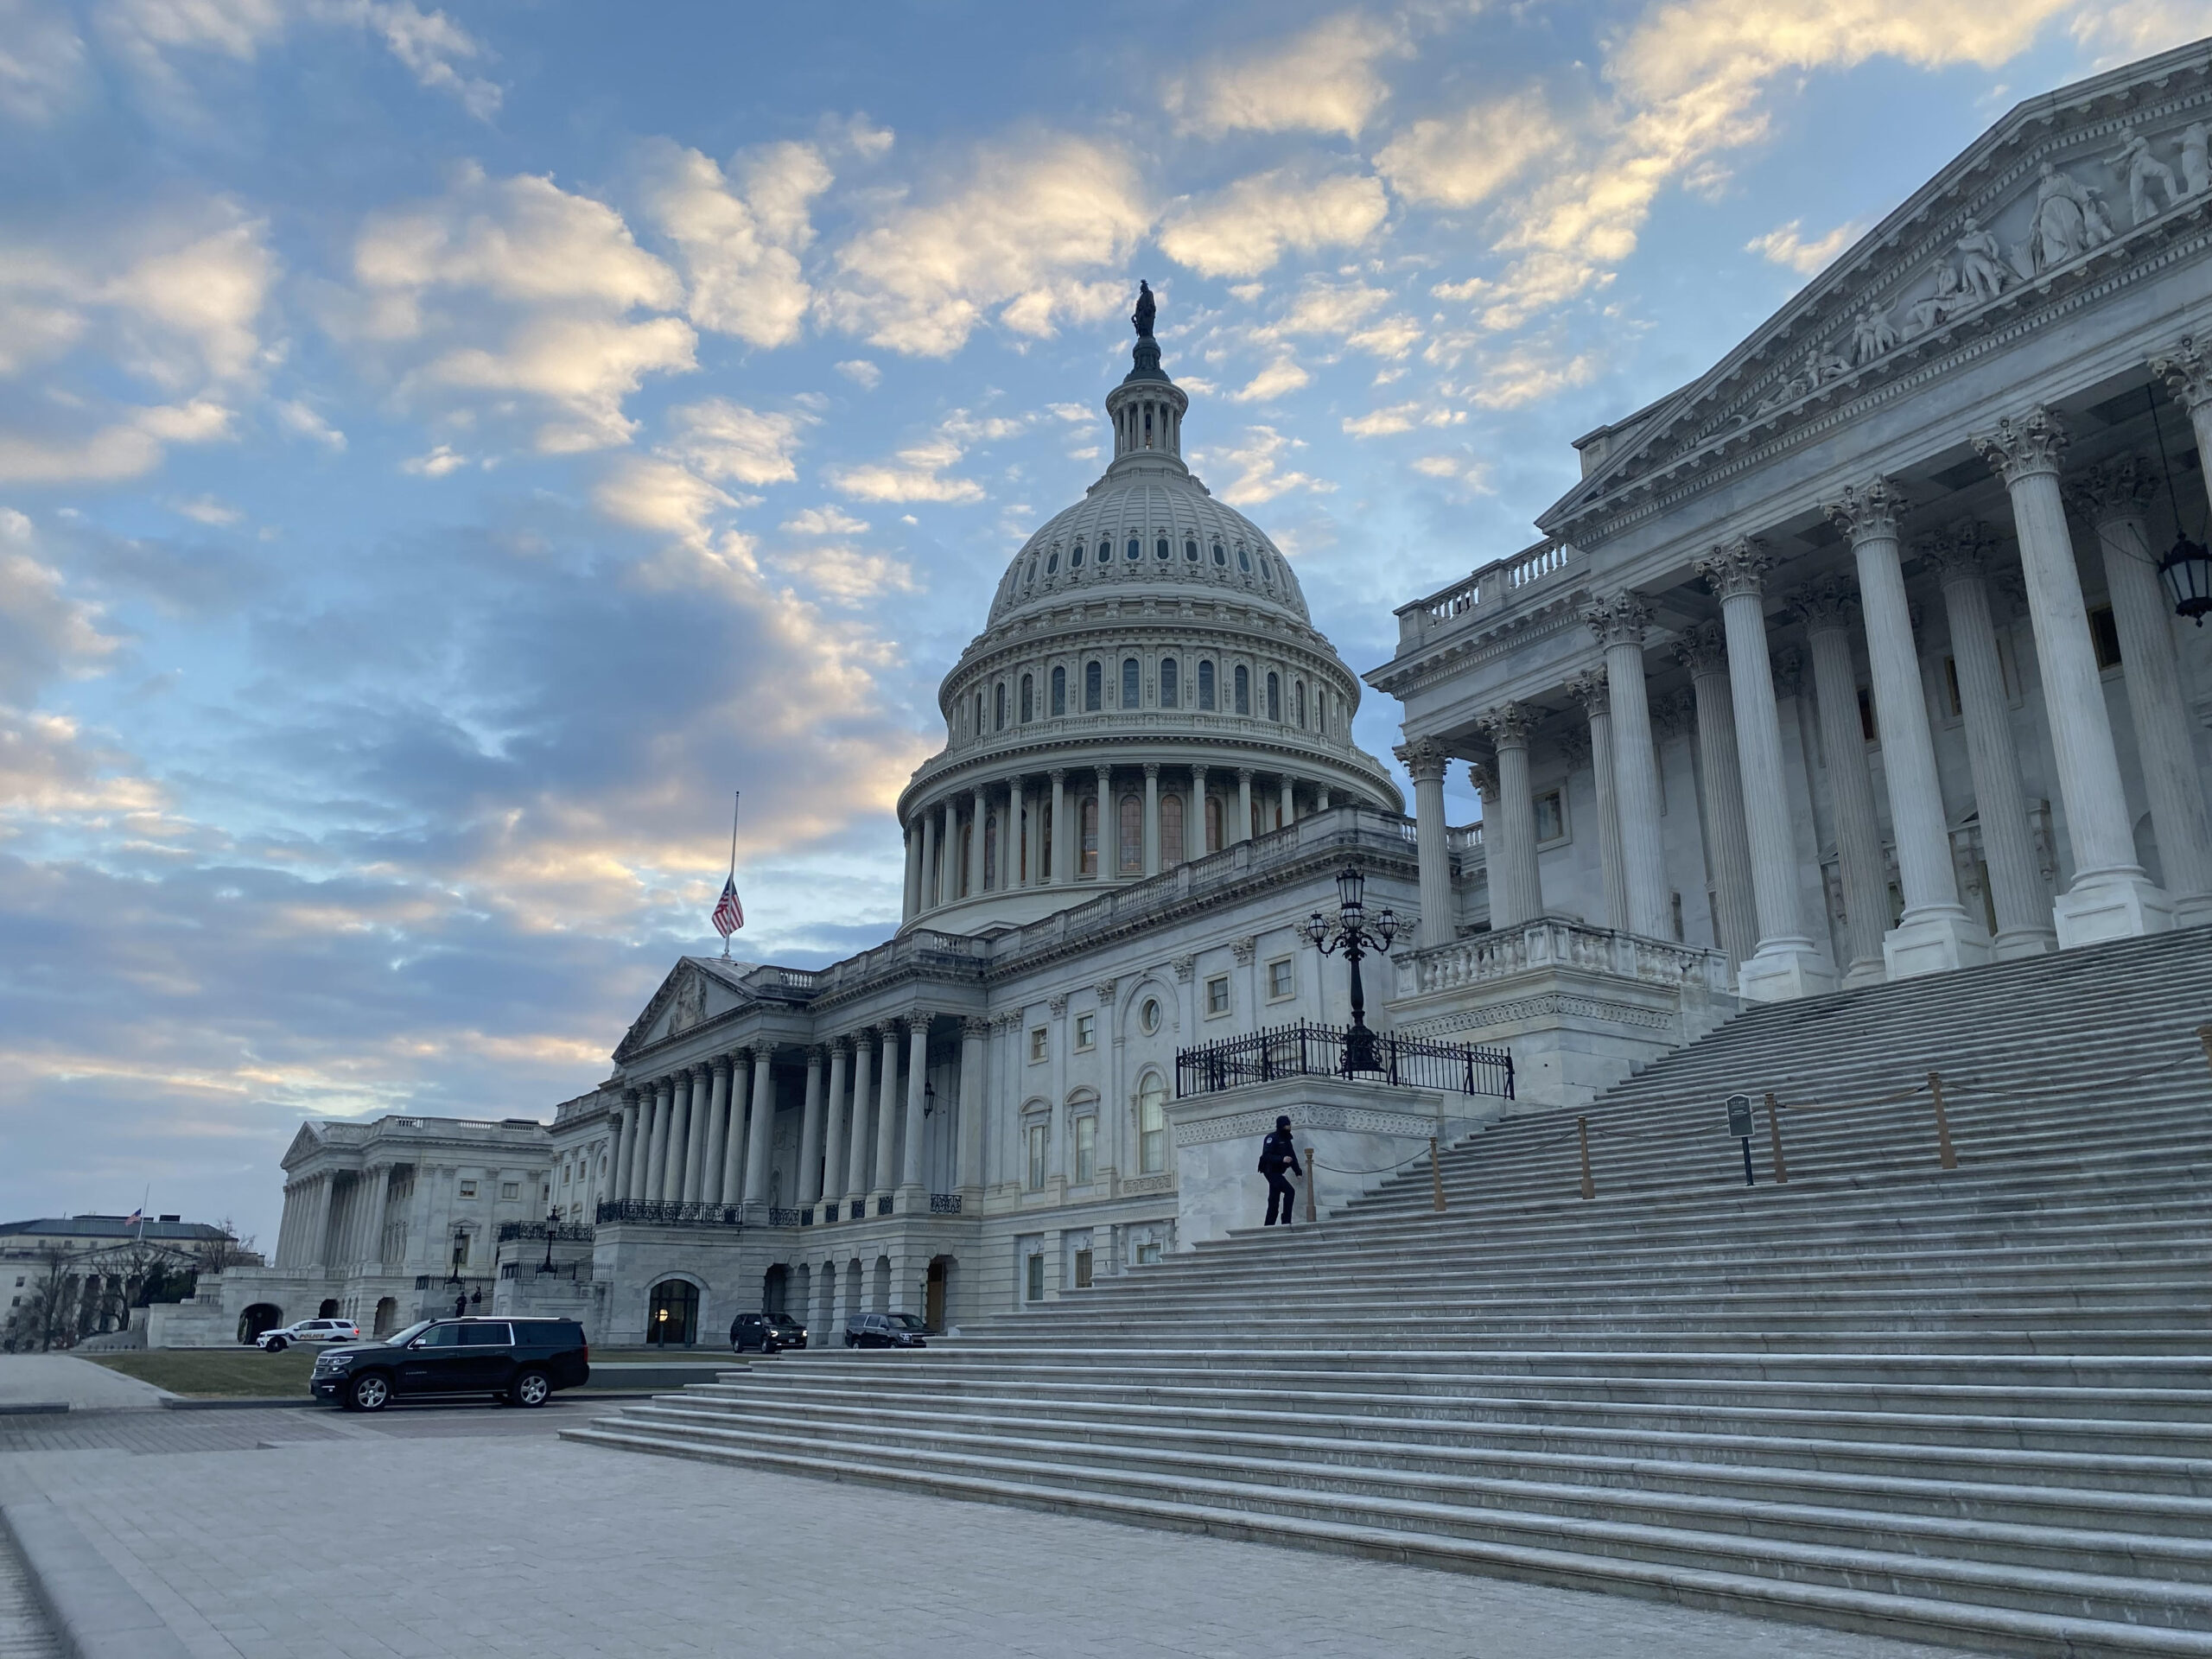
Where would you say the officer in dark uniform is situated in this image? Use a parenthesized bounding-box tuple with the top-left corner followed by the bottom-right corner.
(1258, 1115, 1302, 1226)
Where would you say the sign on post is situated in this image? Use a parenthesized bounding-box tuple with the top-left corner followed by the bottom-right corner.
(1725, 1092, 1756, 1185)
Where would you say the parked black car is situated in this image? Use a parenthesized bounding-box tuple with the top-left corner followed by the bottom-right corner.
(309, 1317, 589, 1411)
(845, 1311, 928, 1348)
(730, 1311, 808, 1353)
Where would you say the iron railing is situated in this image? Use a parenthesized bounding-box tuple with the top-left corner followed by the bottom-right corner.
(876, 1196, 894, 1217)
(496, 1221, 594, 1244)
(766, 1208, 810, 1228)
(594, 1200, 745, 1229)
(930, 1192, 963, 1215)
(848, 1200, 865, 1221)
(1176, 1020, 1514, 1101)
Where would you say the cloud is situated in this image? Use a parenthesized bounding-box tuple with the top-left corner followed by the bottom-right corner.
(1745, 217, 1865, 274)
(2068, 0, 2212, 66)
(1230, 359, 1312, 404)
(276, 399, 347, 451)
(0, 401, 234, 484)
(823, 132, 1146, 355)
(1166, 12, 1400, 138)
(400, 443, 469, 476)
(593, 455, 740, 546)
(1412, 451, 1497, 494)
(782, 505, 868, 536)
(99, 218, 276, 386)
(660, 398, 808, 487)
(1198, 426, 1332, 506)
(1466, 339, 1602, 409)
(169, 494, 241, 525)
(1158, 168, 1389, 279)
(1343, 402, 1463, 437)
(1375, 90, 1565, 208)
(769, 543, 918, 605)
(835, 359, 880, 388)
(824, 436, 983, 503)
(0, 512, 118, 697)
(337, 0, 500, 118)
(0, 0, 91, 124)
(639, 138, 830, 349)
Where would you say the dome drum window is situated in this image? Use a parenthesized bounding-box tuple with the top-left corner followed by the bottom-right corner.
(1084, 661, 1103, 713)
(1237, 546, 1251, 572)
(1160, 658, 1179, 709)
(1266, 671, 1281, 722)
(995, 683, 1007, 731)
(1234, 664, 1250, 715)
(1046, 550, 1059, 574)
(1125, 537, 1140, 563)
(1185, 537, 1198, 563)
(1071, 542, 1084, 568)
(1121, 657, 1140, 709)
(1052, 666, 1067, 716)
(1212, 542, 1226, 567)
(1198, 659, 1216, 710)
(1155, 537, 1170, 562)
(1020, 674, 1033, 723)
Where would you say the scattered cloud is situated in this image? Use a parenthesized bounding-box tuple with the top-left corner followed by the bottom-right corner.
(1230, 359, 1312, 404)
(1343, 402, 1462, 437)
(1159, 168, 1389, 278)
(824, 435, 983, 503)
(1198, 426, 1332, 505)
(276, 399, 347, 451)
(1745, 217, 1865, 274)
(1375, 90, 1565, 209)
(1166, 12, 1401, 138)
(660, 398, 808, 486)
(168, 493, 242, 525)
(400, 442, 469, 476)
(1411, 451, 1496, 493)
(639, 137, 830, 349)
(0, 0, 92, 124)
(834, 359, 881, 388)
(781, 505, 869, 536)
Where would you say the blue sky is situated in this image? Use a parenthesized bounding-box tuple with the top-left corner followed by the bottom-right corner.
(1, 0, 2196, 1245)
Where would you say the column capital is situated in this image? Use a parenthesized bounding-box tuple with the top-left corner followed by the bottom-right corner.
(1671, 618, 1729, 675)
(621, 1086, 643, 1108)
(1141, 761, 1160, 779)
(1393, 736, 1452, 784)
(1696, 536, 1774, 601)
(2064, 455, 2159, 526)
(903, 1010, 934, 1034)
(1170, 953, 1197, 982)
(1788, 572, 1859, 634)
(829, 1033, 851, 1056)
(1823, 476, 1910, 544)
(1917, 520, 2004, 584)
(1092, 976, 1119, 1003)
(1236, 766, 1255, 783)
(1047, 766, 1066, 782)
(1972, 404, 2068, 483)
(1230, 936, 1258, 965)
(1476, 701, 1534, 750)
(804, 1045, 827, 1066)
(692, 1060, 714, 1082)
(961, 1014, 991, 1039)
(1584, 591, 1650, 648)
(1566, 666, 1609, 716)
(2149, 336, 2212, 412)
(1467, 761, 1498, 802)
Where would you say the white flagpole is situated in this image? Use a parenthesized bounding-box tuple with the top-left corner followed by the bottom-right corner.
(723, 791, 741, 958)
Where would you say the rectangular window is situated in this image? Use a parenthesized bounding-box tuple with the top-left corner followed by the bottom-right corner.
(1084, 661, 1102, 712)
(1027, 1122, 1049, 1190)
(1122, 658, 1140, 709)
(1074, 1011, 1096, 1051)
(995, 683, 1007, 730)
(459, 1179, 478, 1199)
(1198, 659, 1216, 710)
(1160, 658, 1179, 708)
(499, 1181, 520, 1201)
(1135, 1237, 1162, 1267)
(1139, 1084, 1166, 1174)
(1533, 788, 1566, 846)
(2089, 604, 2122, 670)
(1118, 794, 1141, 874)
(1026, 1253, 1045, 1301)
(1234, 664, 1249, 714)
(1205, 975, 1230, 1017)
(1028, 1027, 1048, 1064)
(1073, 1248, 1094, 1289)
(1074, 1116, 1096, 1185)
(1267, 957, 1294, 1000)
(1052, 666, 1066, 715)
(1266, 671, 1281, 721)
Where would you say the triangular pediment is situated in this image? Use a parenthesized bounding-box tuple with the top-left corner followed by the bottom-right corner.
(613, 956, 760, 1063)
(1540, 38, 2212, 536)
(281, 1122, 327, 1171)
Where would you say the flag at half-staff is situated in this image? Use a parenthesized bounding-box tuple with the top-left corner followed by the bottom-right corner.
(712, 790, 744, 956)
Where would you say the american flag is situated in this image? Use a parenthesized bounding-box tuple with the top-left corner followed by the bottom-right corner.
(124, 1208, 142, 1227)
(711, 874, 744, 938)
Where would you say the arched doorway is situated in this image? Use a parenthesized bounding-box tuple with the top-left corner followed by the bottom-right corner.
(317, 1298, 340, 1319)
(925, 1256, 951, 1332)
(647, 1279, 699, 1347)
(870, 1255, 891, 1313)
(762, 1263, 788, 1316)
(238, 1304, 282, 1344)
(372, 1297, 398, 1337)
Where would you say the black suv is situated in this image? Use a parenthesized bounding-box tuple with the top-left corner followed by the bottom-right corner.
(310, 1317, 589, 1411)
(730, 1311, 808, 1353)
(845, 1312, 928, 1348)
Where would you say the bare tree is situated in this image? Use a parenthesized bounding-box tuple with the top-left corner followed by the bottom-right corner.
(195, 1220, 255, 1277)
(8, 1244, 78, 1352)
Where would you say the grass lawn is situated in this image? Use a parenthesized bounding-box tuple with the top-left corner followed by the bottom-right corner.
(84, 1348, 317, 1398)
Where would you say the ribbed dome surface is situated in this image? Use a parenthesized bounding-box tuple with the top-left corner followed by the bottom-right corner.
(985, 458, 1310, 630)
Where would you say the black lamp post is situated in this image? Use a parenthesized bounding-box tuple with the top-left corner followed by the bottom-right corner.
(446, 1224, 467, 1285)
(536, 1209, 557, 1274)
(2148, 386, 2212, 625)
(922, 1080, 937, 1117)
(1303, 865, 1397, 1075)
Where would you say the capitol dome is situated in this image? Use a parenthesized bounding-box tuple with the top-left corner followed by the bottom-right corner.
(894, 302, 1402, 934)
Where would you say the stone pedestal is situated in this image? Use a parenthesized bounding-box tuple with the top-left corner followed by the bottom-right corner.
(2053, 869, 2176, 948)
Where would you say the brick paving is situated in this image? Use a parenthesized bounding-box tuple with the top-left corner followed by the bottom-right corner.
(0, 1525, 61, 1659)
(0, 1404, 1967, 1658)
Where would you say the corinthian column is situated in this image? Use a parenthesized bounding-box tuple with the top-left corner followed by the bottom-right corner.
(1791, 577, 1891, 984)
(798, 1046, 827, 1209)
(742, 1048, 776, 1206)
(938, 801, 956, 906)
(1922, 529, 2056, 958)
(646, 1076, 675, 1200)
(918, 811, 938, 914)
(1585, 594, 1671, 939)
(1477, 702, 1541, 928)
(957, 1016, 988, 1198)
(1395, 737, 1454, 948)
(1695, 538, 1834, 1000)
(1141, 764, 1161, 876)
(1827, 478, 1989, 976)
(1049, 769, 1069, 884)
(612, 1090, 639, 1205)
(699, 1058, 731, 1205)
(872, 1025, 900, 1204)
(2151, 336, 2212, 531)
(1566, 671, 1626, 933)
(899, 1015, 931, 1195)
(820, 1039, 849, 1218)
(1187, 765, 1209, 861)
(967, 785, 987, 895)
(1673, 622, 1758, 969)
(1008, 776, 1027, 890)
(1974, 407, 2172, 944)
(2070, 458, 2212, 924)
(843, 1032, 875, 1210)
(902, 824, 922, 921)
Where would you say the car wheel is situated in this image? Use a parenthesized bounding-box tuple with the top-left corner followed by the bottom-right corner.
(264, 1336, 287, 1352)
(348, 1372, 390, 1412)
(511, 1370, 551, 1408)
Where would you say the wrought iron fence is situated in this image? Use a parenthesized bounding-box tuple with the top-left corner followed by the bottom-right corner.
(929, 1192, 963, 1215)
(496, 1221, 594, 1244)
(1176, 1020, 1514, 1101)
(594, 1200, 746, 1229)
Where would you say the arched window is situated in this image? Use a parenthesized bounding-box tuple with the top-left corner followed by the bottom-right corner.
(983, 812, 999, 889)
(1084, 661, 1103, 712)
(995, 683, 1007, 730)
(1185, 537, 1198, 563)
(1025, 557, 1038, 584)
(1126, 536, 1141, 562)
(1155, 537, 1170, 562)
(1020, 674, 1033, 722)
(1294, 680, 1306, 728)
(1237, 546, 1251, 572)
(1143, 405, 1154, 446)
(1052, 665, 1067, 715)
(1317, 693, 1327, 734)
(973, 690, 984, 736)
(1160, 658, 1179, 709)
(1137, 1074, 1168, 1173)
(1198, 659, 1216, 710)
(1080, 796, 1099, 876)
(1234, 664, 1250, 715)
(1266, 672, 1281, 721)
(1261, 556, 1275, 588)
(1211, 541, 1226, 566)
(1160, 792, 1185, 866)
(958, 823, 973, 896)
(1071, 541, 1085, 568)
(1098, 535, 1113, 563)
(1205, 794, 1224, 852)
(1046, 550, 1059, 574)
(1118, 793, 1141, 873)
(1122, 657, 1140, 708)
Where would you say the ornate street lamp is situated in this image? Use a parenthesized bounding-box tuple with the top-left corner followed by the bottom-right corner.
(2148, 386, 2211, 625)
(446, 1224, 467, 1285)
(1303, 865, 1397, 1075)
(536, 1209, 558, 1274)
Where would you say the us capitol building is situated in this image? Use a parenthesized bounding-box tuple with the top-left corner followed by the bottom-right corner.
(159, 38, 2212, 1349)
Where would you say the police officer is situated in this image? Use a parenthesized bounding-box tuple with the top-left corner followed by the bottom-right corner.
(1257, 1115, 1302, 1226)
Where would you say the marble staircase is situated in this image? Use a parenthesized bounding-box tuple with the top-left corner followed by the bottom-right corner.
(566, 926, 2212, 1656)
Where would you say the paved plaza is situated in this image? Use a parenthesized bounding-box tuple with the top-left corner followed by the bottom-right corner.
(0, 1355, 168, 1413)
(0, 1401, 1972, 1659)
